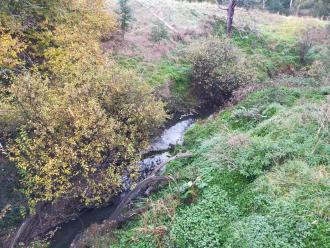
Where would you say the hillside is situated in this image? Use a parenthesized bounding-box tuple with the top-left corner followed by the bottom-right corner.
(105, 0, 325, 60)
(71, 1, 330, 248)
(0, 0, 329, 247)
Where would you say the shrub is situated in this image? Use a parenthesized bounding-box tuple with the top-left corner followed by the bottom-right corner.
(0, 0, 117, 83)
(185, 38, 255, 106)
(207, 134, 296, 178)
(0, 0, 165, 211)
(7, 67, 166, 208)
(150, 22, 169, 43)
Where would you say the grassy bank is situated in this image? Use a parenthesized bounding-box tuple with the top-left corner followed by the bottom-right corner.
(107, 0, 328, 113)
(1, 1, 329, 247)
(75, 2, 330, 247)
(83, 84, 330, 248)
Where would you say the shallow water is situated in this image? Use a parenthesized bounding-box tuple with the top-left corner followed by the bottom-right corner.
(49, 118, 194, 248)
(148, 118, 194, 152)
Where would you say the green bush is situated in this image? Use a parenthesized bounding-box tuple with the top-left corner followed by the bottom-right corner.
(185, 38, 255, 106)
(6, 67, 167, 208)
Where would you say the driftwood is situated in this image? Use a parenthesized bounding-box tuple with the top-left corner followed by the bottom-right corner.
(110, 176, 172, 220)
(107, 152, 192, 220)
(72, 152, 193, 247)
(111, 152, 192, 220)
(73, 152, 193, 247)
(144, 152, 193, 195)
(10, 153, 192, 247)
(9, 216, 38, 248)
(70, 207, 148, 248)
(151, 152, 192, 176)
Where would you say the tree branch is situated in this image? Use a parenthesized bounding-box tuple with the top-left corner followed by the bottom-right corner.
(151, 152, 192, 176)
(110, 176, 172, 220)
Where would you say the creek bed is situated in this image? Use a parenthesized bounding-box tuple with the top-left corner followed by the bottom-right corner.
(49, 118, 194, 248)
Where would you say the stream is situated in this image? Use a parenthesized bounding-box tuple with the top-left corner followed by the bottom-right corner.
(49, 118, 194, 248)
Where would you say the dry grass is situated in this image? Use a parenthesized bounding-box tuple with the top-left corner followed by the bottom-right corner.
(133, 194, 180, 246)
(105, 0, 327, 60)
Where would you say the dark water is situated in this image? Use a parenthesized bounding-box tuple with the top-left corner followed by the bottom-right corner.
(49, 195, 123, 248)
(49, 118, 194, 248)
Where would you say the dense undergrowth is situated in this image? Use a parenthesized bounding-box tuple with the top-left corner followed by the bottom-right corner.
(84, 85, 330, 248)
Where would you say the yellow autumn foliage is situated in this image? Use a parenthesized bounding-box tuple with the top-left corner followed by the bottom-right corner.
(1, 0, 167, 210)
(9, 65, 166, 208)
(0, 29, 25, 69)
(0, 0, 117, 81)
(43, 0, 117, 78)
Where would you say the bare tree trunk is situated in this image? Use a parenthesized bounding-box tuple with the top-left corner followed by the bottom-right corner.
(295, 0, 301, 16)
(262, 0, 266, 9)
(289, 0, 294, 9)
(226, 0, 237, 37)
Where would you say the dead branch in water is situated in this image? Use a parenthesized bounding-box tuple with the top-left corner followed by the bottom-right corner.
(112, 152, 192, 219)
(144, 152, 193, 195)
(9, 216, 39, 248)
(11, 152, 192, 247)
(72, 152, 193, 247)
(151, 152, 192, 176)
(110, 176, 172, 220)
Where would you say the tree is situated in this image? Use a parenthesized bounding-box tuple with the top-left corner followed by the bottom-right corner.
(215, 0, 237, 37)
(8, 68, 166, 208)
(117, 0, 132, 38)
(263, 0, 267, 9)
(0, 0, 167, 210)
(294, 0, 330, 18)
(266, 0, 290, 14)
(226, 0, 237, 37)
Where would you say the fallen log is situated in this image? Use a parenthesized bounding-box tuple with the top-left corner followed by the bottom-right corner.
(9, 215, 38, 248)
(112, 152, 192, 218)
(11, 152, 192, 247)
(70, 207, 148, 248)
(110, 176, 172, 220)
(151, 152, 192, 176)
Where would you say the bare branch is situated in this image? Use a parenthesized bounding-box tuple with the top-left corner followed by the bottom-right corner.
(134, 0, 179, 34)
(110, 176, 172, 220)
(151, 152, 192, 176)
(0, 142, 7, 156)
